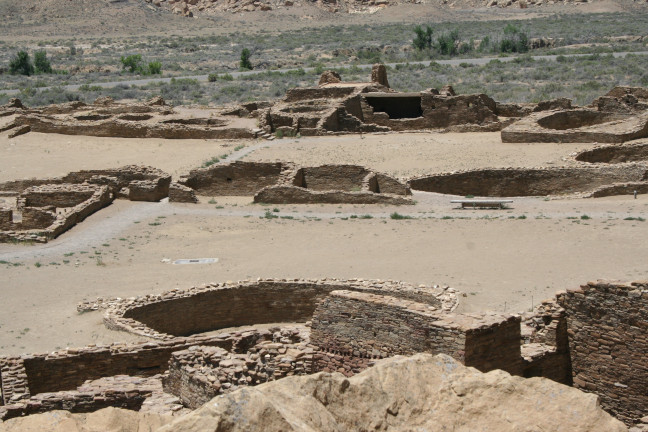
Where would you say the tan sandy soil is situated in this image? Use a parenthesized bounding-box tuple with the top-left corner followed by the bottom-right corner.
(0, 132, 257, 181)
(244, 132, 598, 177)
(1, 193, 647, 355)
(1, 130, 647, 355)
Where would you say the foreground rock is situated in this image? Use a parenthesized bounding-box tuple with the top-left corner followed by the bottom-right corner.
(0, 407, 172, 432)
(160, 353, 626, 432)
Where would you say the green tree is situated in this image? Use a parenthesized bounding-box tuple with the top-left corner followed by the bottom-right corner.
(437, 30, 460, 56)
(9, 51, 34, 76)
(413, 25, 433, 51)
(34, 51, 52, 74)
(240, 48, 252, 70)
(120, 54, 143, 73)
(499, 24, 528, 53)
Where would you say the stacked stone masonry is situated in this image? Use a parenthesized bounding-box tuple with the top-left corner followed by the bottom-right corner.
(558, 281, 648, 425)
(310, 290, 523, 376)
(3, 278, 648, 426)
(179, 161, 412, 205)
(0, 166, 171, 243)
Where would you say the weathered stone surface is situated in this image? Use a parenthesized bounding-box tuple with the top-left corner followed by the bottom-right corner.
(408, 165, 647, 197)
(318, 70, 342, 86)
(502, 109, 648, 143)
(158, 354, 626, 432)
(557, 280, 648, 425)
(168, 182, 198, 203)
(0, 407, 173, 432)
(370, 63, 389, 88)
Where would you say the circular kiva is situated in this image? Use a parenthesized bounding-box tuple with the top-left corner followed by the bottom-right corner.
(101, 278, 459, 340)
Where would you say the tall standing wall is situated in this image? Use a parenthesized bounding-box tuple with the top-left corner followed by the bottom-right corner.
(558, 281, 648, 425)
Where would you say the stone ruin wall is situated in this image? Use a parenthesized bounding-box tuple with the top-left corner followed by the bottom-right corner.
(105, 279, 453, 340)
(180, 161, 288, 196)
(557, 281, 648, 425)
(163, 327, 313, 409)
(177, 161, 412, 205)
(0, 166, 171, 243)
(575, 142, 648, 164)
(0, 184, 113, 243)
(3, 278, 648, 425)
(408, 164, 648, 197)
(1, 97, 255, 140)
(310, 290, 523, 376)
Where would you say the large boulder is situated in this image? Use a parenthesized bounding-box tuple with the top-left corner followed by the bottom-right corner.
(159, 354, 626, 432)
(0, 407, 173, 432)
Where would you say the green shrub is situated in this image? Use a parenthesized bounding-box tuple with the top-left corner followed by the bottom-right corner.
(240, 48, 253, 70)
(147, 61, 162, 75)
(208, 73, 218, 82)
(34, 51, 52, 74)
(437, 30, 460, 56)
(9, 51, 34, 76)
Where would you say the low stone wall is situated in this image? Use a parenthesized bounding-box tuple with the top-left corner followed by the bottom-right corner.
(163, 327, 313, 409)
(0, 165, 171, 199)
(22, 184, 98, 208)
(310, 290, 523, 376)
(253, 185, 413, 205)
(181, 161, 288, 196)
(557, 280, 648, 425)
(408, 165, 647, 197)
(575, 142, 648, 164)
(104, 279, 456, 339)
(0, 184, 114, 243)
(0, 328, 283, 419)
(14, 115, 254, 140)
(501, 109, 648, 143)
(168, 182, 198, 203)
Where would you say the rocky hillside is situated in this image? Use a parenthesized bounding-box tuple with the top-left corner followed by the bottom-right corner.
(145, 0, 645, 15)
(0, 354, 627, 431)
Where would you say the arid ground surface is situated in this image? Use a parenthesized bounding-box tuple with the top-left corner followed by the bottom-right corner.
(1, 130, 647, 355)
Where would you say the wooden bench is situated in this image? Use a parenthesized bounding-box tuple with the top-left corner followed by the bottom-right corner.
(451, 199, 513, 209)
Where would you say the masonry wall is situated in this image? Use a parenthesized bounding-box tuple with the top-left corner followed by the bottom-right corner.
(310, 290, 523, 375)
(557, 281, 648, 425)
(122, 281, 442, 338)
(409, 165, 647, 197)
(182, 161, 287, 196)
(298, 165, 369, 191)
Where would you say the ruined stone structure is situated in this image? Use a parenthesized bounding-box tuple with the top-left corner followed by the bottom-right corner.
(0, 97, 257, 140)
(501, 108, 648, 143)
(258, 65, 503, 136)
(177, 161, 413, 205)
(408, 164, 647, 197)
(0, 166, 171, 243)
(2, 278, 648, 426)
(557, 281, 648, 425)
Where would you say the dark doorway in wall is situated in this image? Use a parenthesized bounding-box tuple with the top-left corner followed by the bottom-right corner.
(364, 94, 423, 119)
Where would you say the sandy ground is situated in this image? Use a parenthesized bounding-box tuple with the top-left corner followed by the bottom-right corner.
(244, 132, 598, 177)
(0, 132, 257, 181)
(1, 130, 647, 355)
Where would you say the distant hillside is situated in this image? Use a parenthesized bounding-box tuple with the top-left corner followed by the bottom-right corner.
(0, 0, 643, 39)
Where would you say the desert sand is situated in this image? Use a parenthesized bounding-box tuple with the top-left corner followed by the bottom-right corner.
(1, 131, 648, 355)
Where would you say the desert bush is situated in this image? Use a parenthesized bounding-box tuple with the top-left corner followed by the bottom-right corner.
(413, 25, 433, 51)
(34, 51, 52, 74)
(240, 48, 253, 70)
(9, 51, 34, 76)
(147, 61, 162, 75)
(120, 54, 142, 73)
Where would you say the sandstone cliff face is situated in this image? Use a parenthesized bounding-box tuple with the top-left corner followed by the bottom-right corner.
(160, 353, 626, 432)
